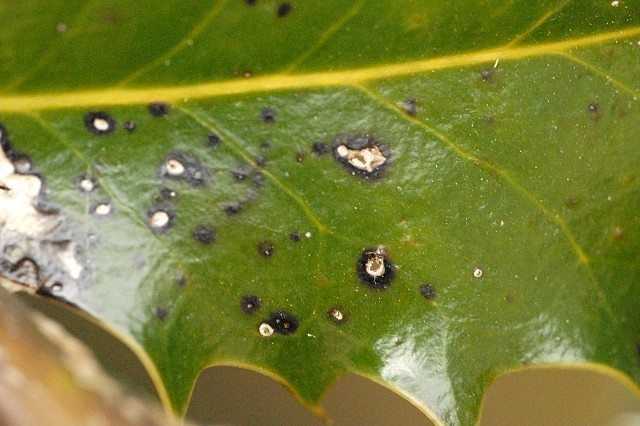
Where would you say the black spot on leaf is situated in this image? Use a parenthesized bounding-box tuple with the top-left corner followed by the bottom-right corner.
(357, 247, 395, 290)
(193, 225, 215, 244)
(124, 121, 136, 132)
(261, 107, 276, 123)
(84, 111, 116, 135)
(161, 151, 206, 186)
(289, 231, 301, 242)
(241, 295, 261, 314)
(223, 202, 242, 215)
(419, 283, 436, 300)
(268, 311, 298, 334)
(208, 133, 221, 147)
(157, 187, 178, 201)
(399, 98, 417, 116)
(276, 2, 292, 17)
(154, 307, 169, 321)
(588, 103, 599, 113)
(295, 152, 305, 163)
(312, 142, 329, 155)
(258, 241, 274, 257)
(232, 166, 251, 181)
(148, 102, 170, 117)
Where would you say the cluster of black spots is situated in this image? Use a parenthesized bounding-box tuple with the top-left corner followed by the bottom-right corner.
(240, 295, 261, 314)
(312, 142, 329, 155)
(289, 231, 301, 242)
(208, 133, 221, 148)
(333, 134, 390, 179)
(356, 247, 395, 290)
(193, 225, 216, 244)
(223, 201, 242, 216)
(276, 2, 292, 17)
(267, 311, 298, 334)
(148, 102, 170, 117)
(419, 283, 436, 300)
(154, 306, 169, 321)
(399, 98, 417, 116)
(161, 151, 206, 186)
(84, 111, 116, 135)
(123, 120, 137, 132)
(257, 241, 274, 257)
(147, 204, 175, 233)
(260, 107, 277, 123)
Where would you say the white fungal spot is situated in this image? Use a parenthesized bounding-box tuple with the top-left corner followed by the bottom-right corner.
(611, 0, 620, 6)
(304, 231, 312, 238)
(94, 203, 111, 216)
(329, 308, 344, 322)
(258, 322, 274, 337)
(79, 178, 95, 192)
(336, 144, 387, 173)
(473, 267, 484, 279)
(92, 117, 111, 132)
(165, 159, 185, 176)
(365, 248, 387, 278)
(149, 210, 170, 229)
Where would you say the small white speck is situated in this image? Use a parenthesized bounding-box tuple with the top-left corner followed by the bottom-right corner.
(94, 203, 111, 216)
(473, 267, 484, 279)
(499, 220, 505, 227)
(607, 195, 612, 201)
(79, 178, 95, 192)
(92, 117, 110, 132)
(329, 308, 344, 321)
(166, 159, 185, 176)
(149, 210, 170, 228)
(304, 231, 312, 238)
(493, 58, 500, 68)
(258, 322, 274, 337)
(306, 333, 316, 338)
(611, 0, 620, 6)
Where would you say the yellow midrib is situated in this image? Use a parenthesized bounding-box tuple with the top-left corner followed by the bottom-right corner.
(1, 26, 638, 113)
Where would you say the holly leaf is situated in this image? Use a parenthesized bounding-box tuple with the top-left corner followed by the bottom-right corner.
(1, 1, 639, 424)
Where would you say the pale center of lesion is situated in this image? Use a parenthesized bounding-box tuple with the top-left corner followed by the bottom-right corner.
(336, 144, 387, 173)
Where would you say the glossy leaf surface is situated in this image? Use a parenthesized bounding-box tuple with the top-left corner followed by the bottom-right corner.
(1, 1, 639, 424)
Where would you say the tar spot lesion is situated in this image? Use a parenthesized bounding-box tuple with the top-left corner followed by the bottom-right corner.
(312, 142, 329, 155)
(587, 102, 601, 120)
(154, 306, 169, 321)
(399, 98, 417, 116)
(148, 102, 170, 117)
(241, 295, 261, 314)
(257, 241, 274, 257)
(192, 225, 215, 244)
(295, 151, 305, 163)
(419, 283, 436, 300)
(289, 231, 301, 242)
(160, 151, 206, 186)
(333, 134, 390, 179)
(84, 111, 116, 135)
(208, 133, 221, 148)
(157, 187, 178, 202)
(276, 2, 293, 17)
(123, 120, 136, 132)
(266, 311, 298, 335)
(260, 107, 276, 123)
(222, 201, 243, 216)
(357, 246, 395, 290)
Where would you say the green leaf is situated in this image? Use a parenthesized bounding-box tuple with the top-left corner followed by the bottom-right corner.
(1, 1, 640, 424)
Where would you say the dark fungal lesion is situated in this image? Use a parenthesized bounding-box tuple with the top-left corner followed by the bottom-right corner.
(419, 283, 436, 300)
(399, 98, 418, 116)
(266, 310, 298, 335)
(257, 241, 274, 257)
(240, 295, 261, 314)
(333, 134, 390, 179)
(148, 102, 170, 117)
(192, 225, 216, 244)
(356, 246, 395, 290)
(160, 151, 207, 186)
(84, 111, 116, 135)
(260, 107, 276, 123)
(276, 2, 292, 17)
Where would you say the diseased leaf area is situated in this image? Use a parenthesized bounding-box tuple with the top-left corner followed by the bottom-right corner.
(1, 1, 640, 425)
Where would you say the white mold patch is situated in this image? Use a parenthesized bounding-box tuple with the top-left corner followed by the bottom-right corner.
(333, 135, 390, 178)
(0, 144, 84, 299)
